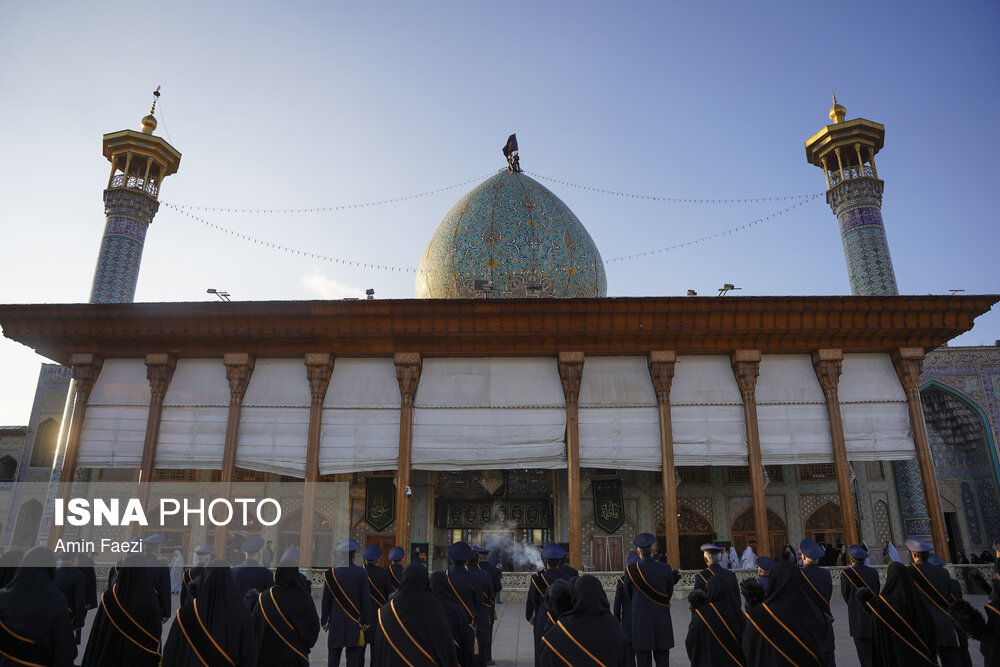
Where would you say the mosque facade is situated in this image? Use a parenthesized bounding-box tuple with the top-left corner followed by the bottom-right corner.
(0, 102, 997, 574)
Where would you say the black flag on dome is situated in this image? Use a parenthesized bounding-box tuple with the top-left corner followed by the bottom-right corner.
(502, 133, 518, 157)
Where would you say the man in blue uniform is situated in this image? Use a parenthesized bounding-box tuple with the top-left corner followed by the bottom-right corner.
(525, 543, 572, 667)
(54, 550, 86, 644)
(624, 532, 675, 667)
(387, 545, 405, 593)
(231, 536, 272, 602)
(614, 551, 639, 667)
(693, 542, 742, 626)
(841, 544, 880, 667)
(181, 544, 213, 607)
(322, 539, 370, 667)
(362, 544, 391, 611)
(756, 556, 774, 593)
(908, 537, 961, 666)
(143, 533, 172, 622)
(441, 541, 481, 666)
(800, 538, 836, 666)
(470, 545, 496, 666)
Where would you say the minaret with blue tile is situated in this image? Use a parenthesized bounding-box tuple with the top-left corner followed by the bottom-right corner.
(90, 92, 181, 303)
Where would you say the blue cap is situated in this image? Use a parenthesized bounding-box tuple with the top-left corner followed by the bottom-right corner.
(700, 543, 722, 552)
(848, 545, 869, 560)
(336, 539, 361, 553)
(280, 546, 300, 564)
(194, 545, 214, 556)
(757, 556, 775, 570)
(242, 537, 265, 553)
(541, 543, 567, 560)
(363, 544, 382, 561)
(626, 552, 640, 566)
(473, 545, 490, 554)
(448, 541, 473, 561)
(388, 546, 405, 561)
(906, 537, 933, 553)
(634, 533, 656, 548)
(143, 533, 165, 545)
(928, 553, 945, 567)
(799, 538, 824, 560)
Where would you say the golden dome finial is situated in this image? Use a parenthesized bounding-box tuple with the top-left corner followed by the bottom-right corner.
(829, 91, 847, 124)
(141, 86, 161, 134)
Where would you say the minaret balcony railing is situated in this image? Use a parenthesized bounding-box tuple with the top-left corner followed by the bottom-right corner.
(110, 173, 159, 197)
(828, 164, 875, 187)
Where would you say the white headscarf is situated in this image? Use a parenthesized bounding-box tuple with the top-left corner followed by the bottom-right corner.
(729, 546, 740, 569)
(740, 546, 757, 569)
(887, 541, 901, 563)
(719, 549, 730, 569)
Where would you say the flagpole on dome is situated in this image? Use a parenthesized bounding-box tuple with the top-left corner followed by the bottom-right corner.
(502, 133, 522, 173)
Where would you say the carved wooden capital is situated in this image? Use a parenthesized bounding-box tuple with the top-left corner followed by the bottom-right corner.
(224, 353, 255, 402)
(730, 350, 760, 400)
(558, 351, 585, 407)
(394, 352, 422, 407)
(892, 347, 925, 392)
(69, 353, 103, 398)
(305, 353, 334, 403)
(811, 349, 843, 398)
(647, 351, 676, 404)
(145, 354, 176, 399)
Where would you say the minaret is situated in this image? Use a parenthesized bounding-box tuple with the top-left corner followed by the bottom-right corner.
(90, 89, 181, 303)
(805, 96, 897, 296)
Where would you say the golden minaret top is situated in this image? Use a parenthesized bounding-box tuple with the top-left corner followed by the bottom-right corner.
(141, 86, 161, 134)
(828, 92, 847, 124)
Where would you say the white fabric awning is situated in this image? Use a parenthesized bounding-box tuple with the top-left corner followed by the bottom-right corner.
(79, 359, 149, 468)
(756, 355, 833, 464)
(840, 354, 915, 460)
(671, 356, 747, 465)
(578, 357, 659, 469)
(157, 359, 229, 469)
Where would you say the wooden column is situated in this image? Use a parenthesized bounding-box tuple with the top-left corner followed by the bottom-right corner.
(892, 347, 949, 561)
(48, 354, 102, 548)
(558, 352, 584, 568)
(731, 350, 770, 557)
(301, 353, 333, 569)
(648, 351, 679, 566)
(812, 349, 859, 548)
(134, 354, 176, 536)
(394, 353, 422, 555)
(214, 353, 254, 558)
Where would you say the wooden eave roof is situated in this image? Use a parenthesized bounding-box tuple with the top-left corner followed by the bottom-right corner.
(0, 295, 996, 364)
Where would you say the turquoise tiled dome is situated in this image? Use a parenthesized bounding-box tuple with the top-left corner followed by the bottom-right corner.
(415, 170, 607, 298)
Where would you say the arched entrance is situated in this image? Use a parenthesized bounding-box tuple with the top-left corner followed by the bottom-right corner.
(731, 507, 787, 558)
(804, 501, 844, 546)
(14, 499, 42, 548)
(657, 505, 714, 570)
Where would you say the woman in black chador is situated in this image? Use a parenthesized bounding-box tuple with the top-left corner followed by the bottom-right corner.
(0, 546, 77, 667)
(540, 574, 628, 667)
(686, 573, 746, 666)
(372, 564, 459, 666)
(82, 552, 161, 667)
(856, 561, 936, 666)
(251, 553, 321, 666)
(162, 559, 257, 666)
(742, 560, 825, 666)
(0, 548, 23, 588)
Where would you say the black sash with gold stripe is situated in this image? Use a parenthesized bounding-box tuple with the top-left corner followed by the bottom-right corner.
(530, 570, 552, 598)
(389, 563, 404, 590)
(377, 599, 439, 666)
(745, 604, 823, 667)
(175, 599, 235, 666)
(799, 570, 833, 620)
(697, 567, 715, 586)
(908, 564, 951, 613)
(625, 562, 671, 607)
(323, 569, 363, 628)
(101, 584, 161, 656)
(257, 588, 309, 663)
(366, 566, 387, 608)
(445, 570, 477, 630)
(841, 566, 874, 592)
(541, 619, 608, 667)
(693, 603, 744, 666)
(861, 594, 935, 664)
(0, 618, 50, 667)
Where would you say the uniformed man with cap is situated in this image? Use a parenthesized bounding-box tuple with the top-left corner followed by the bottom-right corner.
(54, 548, 86, 644)
(362, 544, 391, 611)
(469, 546, 496, 666)
(841, 544, 880, 667)
(930, 550, 974, 666)
(441, 541, 482, 666)
(624, 532, 675, 667)
(143, 532, 172, 621)
(906, 537, 959, 666)
(558, 553, 579, 578)
(232, 536, 272, 602)
(322, 539, 370, 667)
(181, 544, 214, 607)
(525, 542, 572, 667)
(693, 542, 742, 626)
(387, 545, 405, 593)
(744, 556, 775, 612)
(614, 551, 640, 667)
(800, 538, 835, 666)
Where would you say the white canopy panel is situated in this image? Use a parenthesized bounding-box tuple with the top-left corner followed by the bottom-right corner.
(236, 406, 310, 476)
(318, 409, 400, 474)
(88, 359, 150, 406)
(839, 354, 907, 402)
(839, 353, 914, 460)
(77, 405, 147, 468)
(671, 405, 748, 466)
(243, 359, 310, 407)
(414, 358, 564, 408)
(163, 359, 230, 407)
(758, 404, 834, 464)
(579, 407, 661, 470)
(756, 355, 825, 404)
(672, 356, 743, 405)
(155, 407, 228, 469)
(578, 357, 657, 408)
(325, 359, 401, 409)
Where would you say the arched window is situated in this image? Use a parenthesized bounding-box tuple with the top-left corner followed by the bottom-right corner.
(29, 419, 59, 468)
(731, 507, 787, 558)
(0, 455, 16, 481)
(14, 499, 43, 548)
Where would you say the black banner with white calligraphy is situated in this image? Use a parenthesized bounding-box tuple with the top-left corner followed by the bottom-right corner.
(436, 498, 552, 529)
(592, 479, 624, 533)
(365, 477, 395, 531)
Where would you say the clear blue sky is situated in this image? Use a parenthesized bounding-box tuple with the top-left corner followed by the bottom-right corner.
(1, 1, 998, 424)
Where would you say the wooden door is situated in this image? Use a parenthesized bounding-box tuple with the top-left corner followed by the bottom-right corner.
(365, 534, 395, 568)
(678, 534, 714, 569)
(591, 535, 623, 571)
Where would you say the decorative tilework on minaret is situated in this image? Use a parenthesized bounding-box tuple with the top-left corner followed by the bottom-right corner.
(90, 93, 181, 303)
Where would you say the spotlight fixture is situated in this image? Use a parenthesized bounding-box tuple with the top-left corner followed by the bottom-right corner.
(717, 283, 741, 296)
(365, 288, 375, 300)
(686, 289, 697, 296)
(206, 288, 231, 301)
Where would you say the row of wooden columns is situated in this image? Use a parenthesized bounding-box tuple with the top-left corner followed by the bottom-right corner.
(48, 346, 949, 565)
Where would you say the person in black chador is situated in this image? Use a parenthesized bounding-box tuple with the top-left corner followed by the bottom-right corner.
(83, 552, 161, 666)
(362, 543, 391, 664)
(840, 544, 880, 667)
(469, 545, 496, 666)
(906, 537, 960, 666)
(799, 538, 836, 666)
(613, 551, 639, 667)
(685, 572, 746, 666)
(322, 539, 371, 667)
(623, 532, 675, 667)
(541, 574, 627, 667)
(692, 542, 743, 630)
(387, 545, 405, 593)
(373, 563, 459, 667)
(54, 551, 86, 645)
(75, 552, 98, 617)
(142, 533, 172, 622)
(0, 546, 76, 667)
(180, 544, 213, 607)
(162, 558, 257, 666)
(526, 543, 573, 667)
(431, 568, 476, 667)
(231, 536, 271, 603)
(0, 548, 23, 587)
(252, 546, 320, 666)
(743, 560, 825, 666)
(856, 561, 936, 666)
(440, 542, 481, 666)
